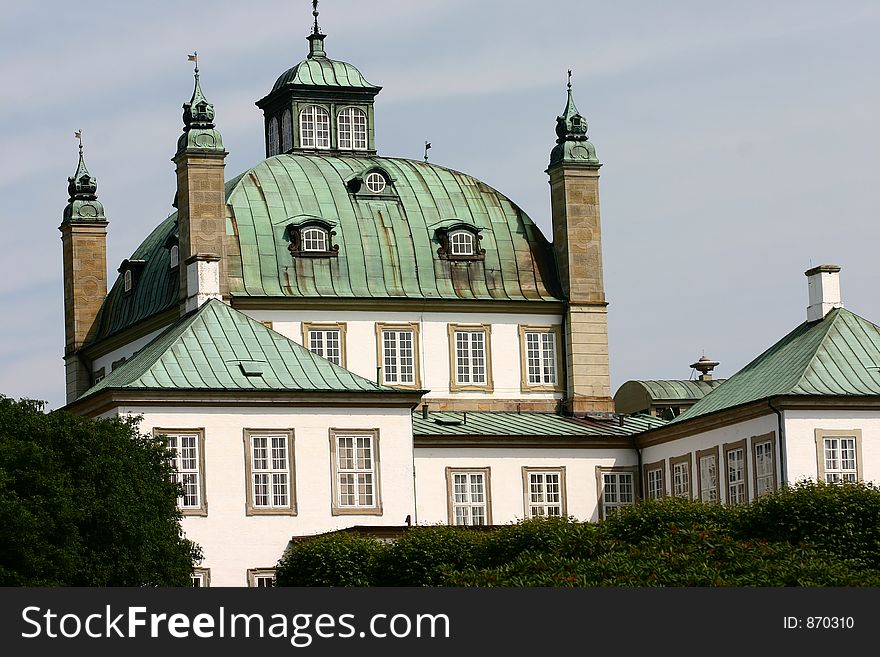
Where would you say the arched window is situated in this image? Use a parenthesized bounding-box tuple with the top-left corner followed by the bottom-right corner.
(281, 109, 292, 153)
(268, 117, 280, 156)
(365, 172, 386, 193)
(123, 269, 133, 292)
(301, 227, 329, 252)
(337, 107, 368, 151)
(169, 244, 179, 269)
(299, 105, 330, 149)
(449, 230, 475, 256)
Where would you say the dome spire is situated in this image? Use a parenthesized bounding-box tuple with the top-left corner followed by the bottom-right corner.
(63, 130, 106, 224)
(307, 0, 327, 59)
(549, 70, 599, 166)
(177, 52, 224, 153)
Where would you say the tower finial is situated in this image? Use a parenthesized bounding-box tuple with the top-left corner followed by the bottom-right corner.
(75, 129, 83, 155)
(548, 69, 599, 166)
(424, 141, 431, 162)
(188, 51, 199, 75)
(312, 0, 320, 35)
(567, 69, 572, 91)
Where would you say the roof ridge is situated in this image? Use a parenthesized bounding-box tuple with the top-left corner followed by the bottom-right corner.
(787, 307, 846, 393)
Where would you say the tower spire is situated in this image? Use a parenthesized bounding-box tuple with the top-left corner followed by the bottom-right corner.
(307, 0, 327, 58)
(312, 0, 320, 35)
(549, 69, 598, 166)
(177, 52, 224, 153)
(67, 129, 98, 203)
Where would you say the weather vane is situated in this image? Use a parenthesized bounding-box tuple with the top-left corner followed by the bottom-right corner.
(424, 141, 432, 162)
(312, 0, 320, 34)
(567, 69, 572, 91)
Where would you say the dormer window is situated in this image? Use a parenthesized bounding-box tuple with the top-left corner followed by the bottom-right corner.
(338, 107, 368, 151)
(300, 105, 330, 149)
(435, 223, 485, 261)
(287, 217, 338, 258)
(123, 269, 133, 292)
(118, 258, 147, 293)
(365, 172, 386, 193)
(449, 230, 475, 256)
(169, 244, 179, 269)
(268, 117, 280, 156)
(281, 109, 293, 153)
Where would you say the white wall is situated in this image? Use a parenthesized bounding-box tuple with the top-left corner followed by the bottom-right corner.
(118, 404, 415, 587)
(240, 308, 563, 401)
(92, 328, 165, 379)
(414, 447, 635, 524)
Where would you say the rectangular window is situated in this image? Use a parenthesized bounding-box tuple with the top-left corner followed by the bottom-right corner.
(243, 430, 296, 516)
(696, 447, 719, 503)
(597, 467, 636, 519)
(519, 326, 561, 389)
(247, 569, 276, 588)
(670, 454, 691, 499)
(191, 568, 210, 587)
(448, 324, 493, 391)
(330, 430, 382, 515)
(376, 323, 420, 388)
(752, 432, 776, 497)
(824, 437, 857, 482)
(156, 429, 207, 516)
(643, 460, 665, 500)
(724, 439, 749, 505)
(446, 468, 491, 526)
(523, 468, 566, 518)
(303, 323, 346, 367)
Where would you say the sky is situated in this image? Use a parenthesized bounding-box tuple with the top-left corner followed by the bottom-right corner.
(1, 0, 878, 410)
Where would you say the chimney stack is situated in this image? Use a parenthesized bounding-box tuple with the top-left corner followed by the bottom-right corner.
(805, 264, 842, 322)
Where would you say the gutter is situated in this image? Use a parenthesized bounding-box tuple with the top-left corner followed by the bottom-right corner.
(767, 398, 787, 487)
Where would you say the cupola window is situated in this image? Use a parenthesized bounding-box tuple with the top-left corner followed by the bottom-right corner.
(301, 226, 329, 252)
(338, 107, 368, 151)
(449, 230, 475, 256)
(268, 117, 280, 156)
(170, 244, 179, 269)
(281, 109, 293, 152)
(300, 105, 330, 149)
(365, 172, 386, 193)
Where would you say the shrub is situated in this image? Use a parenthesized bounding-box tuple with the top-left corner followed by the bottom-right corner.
(373, 525, 488, 586)
(275, 532, 387, 586)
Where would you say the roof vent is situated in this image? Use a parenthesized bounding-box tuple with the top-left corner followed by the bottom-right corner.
(690, 355, 720, 381)
(239, 361, 264, 377)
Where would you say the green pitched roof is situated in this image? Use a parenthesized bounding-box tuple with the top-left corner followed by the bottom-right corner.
(82, 299, 402, 399)
(674, 307, 880, 422)
(413, 411, 666, 438)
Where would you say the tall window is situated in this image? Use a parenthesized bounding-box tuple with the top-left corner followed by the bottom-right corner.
(331, 430, 381, 515)
(724, 439, 749, 505)
(303, 323, 346, 366)
(524, 468, 566, 518)
(697, 448, 719, 503)
(244, 431, 295, 515)
(599, 468, 635, 519)
(753, 434, 775, 497)
(268, 117, 280, 155)
(169, 244, 179, 269)
(299, 105, 330, 149)
(449, 230, 475, 256)
(158, 429, 206, 516)
(670, 454, 691, 499)
(644, 460, 665, 500)
(447, 468, 490, 526)
(377, 324, 419, 387)
(301, 227, 328, 252)
(338, 107, 368, 150)
(520, 326, 560, 388)
(281, 109, 292, 152)
(823, 436, 857, 482)
(449, 325, 492, 390)
(123, 269, 133, 293)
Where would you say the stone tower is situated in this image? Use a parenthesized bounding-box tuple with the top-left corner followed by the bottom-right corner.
(59, 140, 108, 402)
(546, 76, 613, 414)
(173, 57, 228, 312)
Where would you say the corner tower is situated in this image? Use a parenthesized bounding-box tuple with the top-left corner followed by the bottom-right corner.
(174, 56, 228, 312)
(547, 75, 613, 414)
(59, 136, 108, 402)
(255, 1, 382, 157)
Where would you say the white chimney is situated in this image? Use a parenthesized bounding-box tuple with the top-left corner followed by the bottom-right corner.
(185, 253, 222, 313)
(805, 264, 842, 322)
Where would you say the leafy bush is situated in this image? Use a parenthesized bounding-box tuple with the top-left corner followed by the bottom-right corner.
(275, 532, 387, 586)
(373, 525, 488, 586)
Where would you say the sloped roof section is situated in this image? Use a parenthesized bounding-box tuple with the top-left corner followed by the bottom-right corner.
(413, 411, 666, 438)
(271, 57, 379, 91)
(674, 308, 880, 422)
(81, 299, 402, 398)
(226, 154, 561, 302)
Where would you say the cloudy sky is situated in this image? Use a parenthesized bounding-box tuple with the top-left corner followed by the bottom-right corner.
(2, 0, 878, 410)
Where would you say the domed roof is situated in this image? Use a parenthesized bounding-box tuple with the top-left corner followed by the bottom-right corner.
(92, 155, 561, 342)
(272, 56, 379, 91)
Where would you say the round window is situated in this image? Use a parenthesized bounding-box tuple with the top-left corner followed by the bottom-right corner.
(365, 172, 386, 193)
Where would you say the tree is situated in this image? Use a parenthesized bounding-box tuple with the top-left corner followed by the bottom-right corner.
(0, 396, 201, 586)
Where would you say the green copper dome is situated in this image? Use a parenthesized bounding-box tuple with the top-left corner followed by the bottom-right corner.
(272, 56, 379, 91)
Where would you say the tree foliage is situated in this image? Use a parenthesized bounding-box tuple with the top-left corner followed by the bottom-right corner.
(0, 396, 201, 586)
(275, 481, 880, 587)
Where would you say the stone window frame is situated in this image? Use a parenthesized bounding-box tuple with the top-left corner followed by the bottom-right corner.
(447, 323, 494, 392)
(518, 325, 564, 392)
(302, 322, 347, 367)
(596, 465, 638, 520)
(445, 467, 492, 526)
(247, 568, 277, 588)
(375, 322, 422, 389)
(153, 427, 208, 517)
(695, 446, 721, 503)
(669, 452, 693, 499)
(191, 568, 211, 587)
(723, 439, 750, 506)
(522, 466, 568, 518)
(815, 428, 863, 483)
(329, 428, 383, 516)
(750, 431, 777, 497)
(242, 429, 297, 517)
(643, 458, 667, 500)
